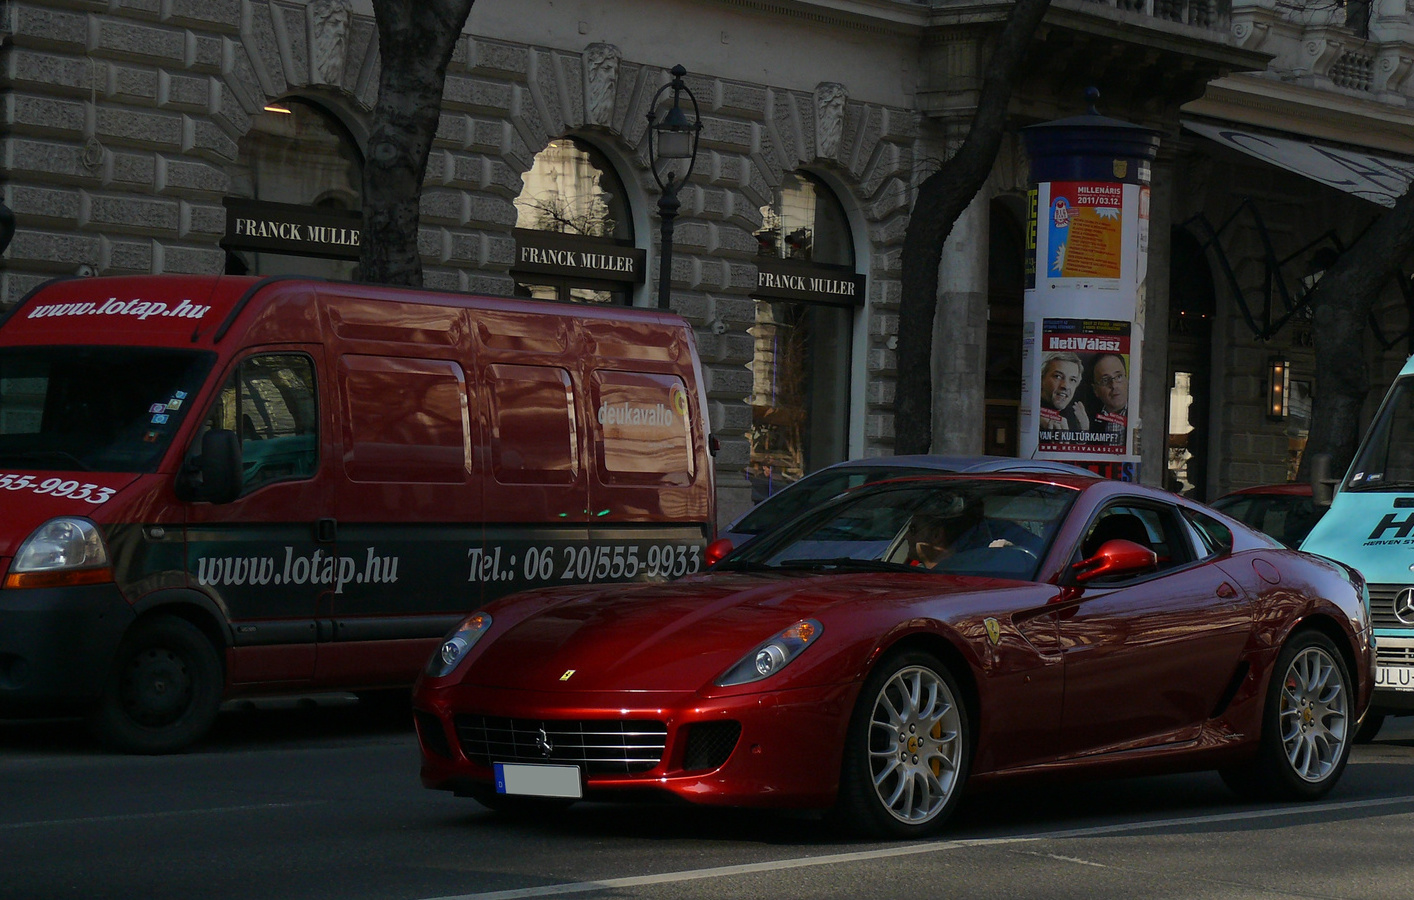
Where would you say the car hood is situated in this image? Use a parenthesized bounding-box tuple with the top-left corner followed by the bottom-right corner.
(465, 570, 1030, 693)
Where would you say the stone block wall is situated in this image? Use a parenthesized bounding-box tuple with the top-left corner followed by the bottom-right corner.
(0, 0, 919, 525)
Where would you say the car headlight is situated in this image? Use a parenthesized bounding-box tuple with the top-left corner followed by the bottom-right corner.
(426, 612, 492, 677)
(5, 517, 112, 589)
(716, 619, 822, 687)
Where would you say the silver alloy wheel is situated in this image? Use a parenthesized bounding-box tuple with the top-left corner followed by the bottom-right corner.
(1279, 645, 1349, 782)
(867, 665, 963, 824)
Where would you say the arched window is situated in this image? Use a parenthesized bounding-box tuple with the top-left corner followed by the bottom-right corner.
(511, 138, 643, 305)
(223, 98, 363, 280)
(748, 173, 862, 500)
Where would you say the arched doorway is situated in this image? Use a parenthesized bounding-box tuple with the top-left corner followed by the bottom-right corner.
(223, 98, 363, 279)
(747, 171, 863, 501)
(511, 138, 644, 306)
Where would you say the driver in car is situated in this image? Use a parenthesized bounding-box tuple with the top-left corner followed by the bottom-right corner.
(907, 501, 1041, 568)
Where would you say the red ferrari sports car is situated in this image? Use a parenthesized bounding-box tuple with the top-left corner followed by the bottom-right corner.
(412, 474, 1373, 838)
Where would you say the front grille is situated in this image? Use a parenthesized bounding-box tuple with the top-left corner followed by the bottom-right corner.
(682, 721, 741, 772)
(455, 715, 667, 774)
(1369, 584, 1414, 630)
(1378, 644, 1414, 666)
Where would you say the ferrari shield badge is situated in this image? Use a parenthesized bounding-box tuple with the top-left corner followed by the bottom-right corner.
(560, 669, 576, 681)
(984, 617, 1001, 646)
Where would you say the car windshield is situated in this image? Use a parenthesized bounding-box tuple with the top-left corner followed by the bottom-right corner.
(0, 346, 215, 473)
(723, 479, 1077, 581)
(1346, 375, 1414, 491)
(732, 465, 939, 536)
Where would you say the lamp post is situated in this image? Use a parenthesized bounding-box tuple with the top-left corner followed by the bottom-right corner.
(646, 65, 702, 310)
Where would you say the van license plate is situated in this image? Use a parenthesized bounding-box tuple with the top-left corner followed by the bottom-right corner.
(1376, 665, 1414, 689)
(494, 762, 583, 798)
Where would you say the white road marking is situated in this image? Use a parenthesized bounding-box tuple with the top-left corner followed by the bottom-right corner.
(0, 801, 321, 831)
(425, 794, 1414, 900)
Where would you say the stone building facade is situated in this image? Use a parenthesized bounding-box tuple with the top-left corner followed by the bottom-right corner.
(4, 0, 1414, 523)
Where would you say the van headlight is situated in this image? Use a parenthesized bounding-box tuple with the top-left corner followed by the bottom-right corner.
(5, 518, 112, 589)
(427, 612, 492, 677)
(716, 620, 822, 686)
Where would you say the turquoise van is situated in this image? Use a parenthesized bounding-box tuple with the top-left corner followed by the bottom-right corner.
(1301, 353, 1414, 738)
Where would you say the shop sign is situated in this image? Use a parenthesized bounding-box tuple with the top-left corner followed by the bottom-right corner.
(222, 198, 362, 260)
(754, 258, 864, 307)
(512, 229, 645, 284)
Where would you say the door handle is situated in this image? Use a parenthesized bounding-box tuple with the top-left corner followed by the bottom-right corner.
(1216, 581, 1237, 599)
(316, 518, 336, 542)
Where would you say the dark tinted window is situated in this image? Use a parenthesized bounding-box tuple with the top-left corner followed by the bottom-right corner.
(0, 346, 214, 472)
(1184, 508, 1234, 556)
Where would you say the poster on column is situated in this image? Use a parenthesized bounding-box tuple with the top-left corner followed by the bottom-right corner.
(1037, 318, 1134, 457)
(1047, 182, 1124, 283)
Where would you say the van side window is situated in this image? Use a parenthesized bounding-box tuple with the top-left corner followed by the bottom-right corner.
(488, 364, 577, 483)
(203, 354, 318, 495)
(592, 371, 694, 485)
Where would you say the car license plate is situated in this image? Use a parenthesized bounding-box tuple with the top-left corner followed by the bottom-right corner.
(1376, 665, 1414, 689)
(494, 762, 583, 799)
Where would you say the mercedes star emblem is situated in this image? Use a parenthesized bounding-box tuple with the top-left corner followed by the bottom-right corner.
(1394, 588, 1414, 626)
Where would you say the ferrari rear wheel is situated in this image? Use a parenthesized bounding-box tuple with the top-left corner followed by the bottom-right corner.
(834, 650, 969, 839)
(1220, 630, 1352, 801)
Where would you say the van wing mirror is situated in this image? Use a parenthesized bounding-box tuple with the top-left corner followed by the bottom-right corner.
(177, 429, 242, 504)
(1310, 452, 1337, 508)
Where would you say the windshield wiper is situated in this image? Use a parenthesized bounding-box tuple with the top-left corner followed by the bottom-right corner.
(768, 557, 912, 573)
(0, 450, 92, 471)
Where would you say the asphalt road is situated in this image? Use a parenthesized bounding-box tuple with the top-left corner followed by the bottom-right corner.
(3, 702, 1414, 900)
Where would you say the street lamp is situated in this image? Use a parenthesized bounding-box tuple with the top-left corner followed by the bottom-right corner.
(646, 65, 702, 310)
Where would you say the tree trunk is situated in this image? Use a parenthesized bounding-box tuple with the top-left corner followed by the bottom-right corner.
(1302, 188, 1414, 479)
(361, 0, 476, 286)
(893, 0, 1052, 454)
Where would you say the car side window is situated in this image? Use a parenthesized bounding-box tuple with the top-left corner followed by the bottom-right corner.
(196, 354, 318, 496)
(1183, 508, 1234, 558)
(1077, 503, 1195, 580)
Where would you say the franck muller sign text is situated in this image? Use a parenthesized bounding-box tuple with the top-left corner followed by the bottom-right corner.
(223, 198, 361, 260)
(755, 258, 865, 306)
(513, 229, 645, 284)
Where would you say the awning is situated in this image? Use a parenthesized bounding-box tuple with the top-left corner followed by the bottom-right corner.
(1183, 120, 1414, 208)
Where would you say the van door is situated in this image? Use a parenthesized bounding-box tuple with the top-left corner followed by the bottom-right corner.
(184, 349, 329, 686)
(317, 354, 480, 688)
(583, 319, 711, 582)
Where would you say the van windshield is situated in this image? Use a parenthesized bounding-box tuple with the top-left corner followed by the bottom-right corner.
(0, 346, 215, 473)
(1347, 374, 1414, 491)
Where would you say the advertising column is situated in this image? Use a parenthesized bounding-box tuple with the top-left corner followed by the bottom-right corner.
(1020, 105, 1160, 481)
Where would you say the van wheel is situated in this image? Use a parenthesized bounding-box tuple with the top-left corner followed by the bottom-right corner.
(1220, 630, 1353, 801)
(91, 617, 223, 754)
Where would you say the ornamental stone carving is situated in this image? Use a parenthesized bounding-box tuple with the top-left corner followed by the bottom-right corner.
(311, 0, 352, 86)
(814, 82, 847, 159)
(585, 43, 621, 127)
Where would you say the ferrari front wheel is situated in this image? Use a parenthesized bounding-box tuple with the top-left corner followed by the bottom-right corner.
(1221, 630, 1352, 801)
(833, 650, 969, 839)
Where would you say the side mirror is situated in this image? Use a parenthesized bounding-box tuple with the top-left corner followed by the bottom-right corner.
(1310, 452, 1337, 508)
(704, 537, 736, 568)
(176, 429, 242, 504)
(1072, 539, 1158, 583)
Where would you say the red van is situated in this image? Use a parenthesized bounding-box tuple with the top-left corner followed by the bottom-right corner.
(0, 275, 714, 752)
